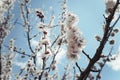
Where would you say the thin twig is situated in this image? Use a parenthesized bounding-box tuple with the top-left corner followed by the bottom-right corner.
(51, 35, 60, 47)
(75, 62, 82, 73)
(90, 69, 100, 72)
(50, 24, 59, 28)
(111, 15, 120, 28)
(73, 67, 76, 80)
(30, 32, 41, 40)
(82, 50, 91, 60)
(14, 48, 31, 57)
(19, 68, 25, 75)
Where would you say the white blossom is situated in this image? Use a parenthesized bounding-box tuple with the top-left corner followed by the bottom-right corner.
(66, 12, 79, 27)
(0, 0, 15, 14)
(65, 12, 86, 61)
(40, 48, 52, 59)
(105, 0, 120, 14)
(37, 22, 47, 32)
(37, 22, 51, 36)
(95, 35, 101, 42)
(9, 39, 15, 52)
(41, 38, 50, 45)
(1, 53, 13, 80)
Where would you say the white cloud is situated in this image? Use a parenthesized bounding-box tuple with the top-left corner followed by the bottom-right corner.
(107, 46, 120, 71)
(13, 60, 26, 68)
(12, 54, 27, 68)
(36, 53, 43, 68)
(31, 39, 39, 47)
(55, 48, 65, 64)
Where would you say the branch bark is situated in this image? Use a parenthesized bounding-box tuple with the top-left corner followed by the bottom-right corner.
(78, 0, 120, 80)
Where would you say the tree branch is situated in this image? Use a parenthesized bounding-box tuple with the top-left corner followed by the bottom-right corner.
(78, 0, 120, 79)
(96, 46, 113, 80)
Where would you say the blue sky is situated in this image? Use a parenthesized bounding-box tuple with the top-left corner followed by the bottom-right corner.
(3, 0, 120, 80)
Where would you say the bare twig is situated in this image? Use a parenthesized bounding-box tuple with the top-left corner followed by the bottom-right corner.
(82, 50, 91, 60)
(75, 62, 82, 73)
(90, 69, 100, 72)
(51, 35, 60, 47)
(30, 32, 41, 40)
(4, 45, 31, 57)
(14, 48, 31, 57)
(111, 15, 120, 28)
(73, 67, 76, 80)
(19, 68, 25, 75)
(50, 24, 59, 28)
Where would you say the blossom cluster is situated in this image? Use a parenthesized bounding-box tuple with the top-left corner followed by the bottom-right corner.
(65, 12, 86, 60)
(0, 0, 15, 18)
(0, 39, 15, 80)
(36, 14, 55, 60)
(15, 58, 41, 80)
(57, 0, 86, 61)
(0, 54, 13, 80)
(0, 26, 9, 45)
(0, 0, 15, 45)
(105, 0, 120, 14)
(0, 38, 16, 80)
